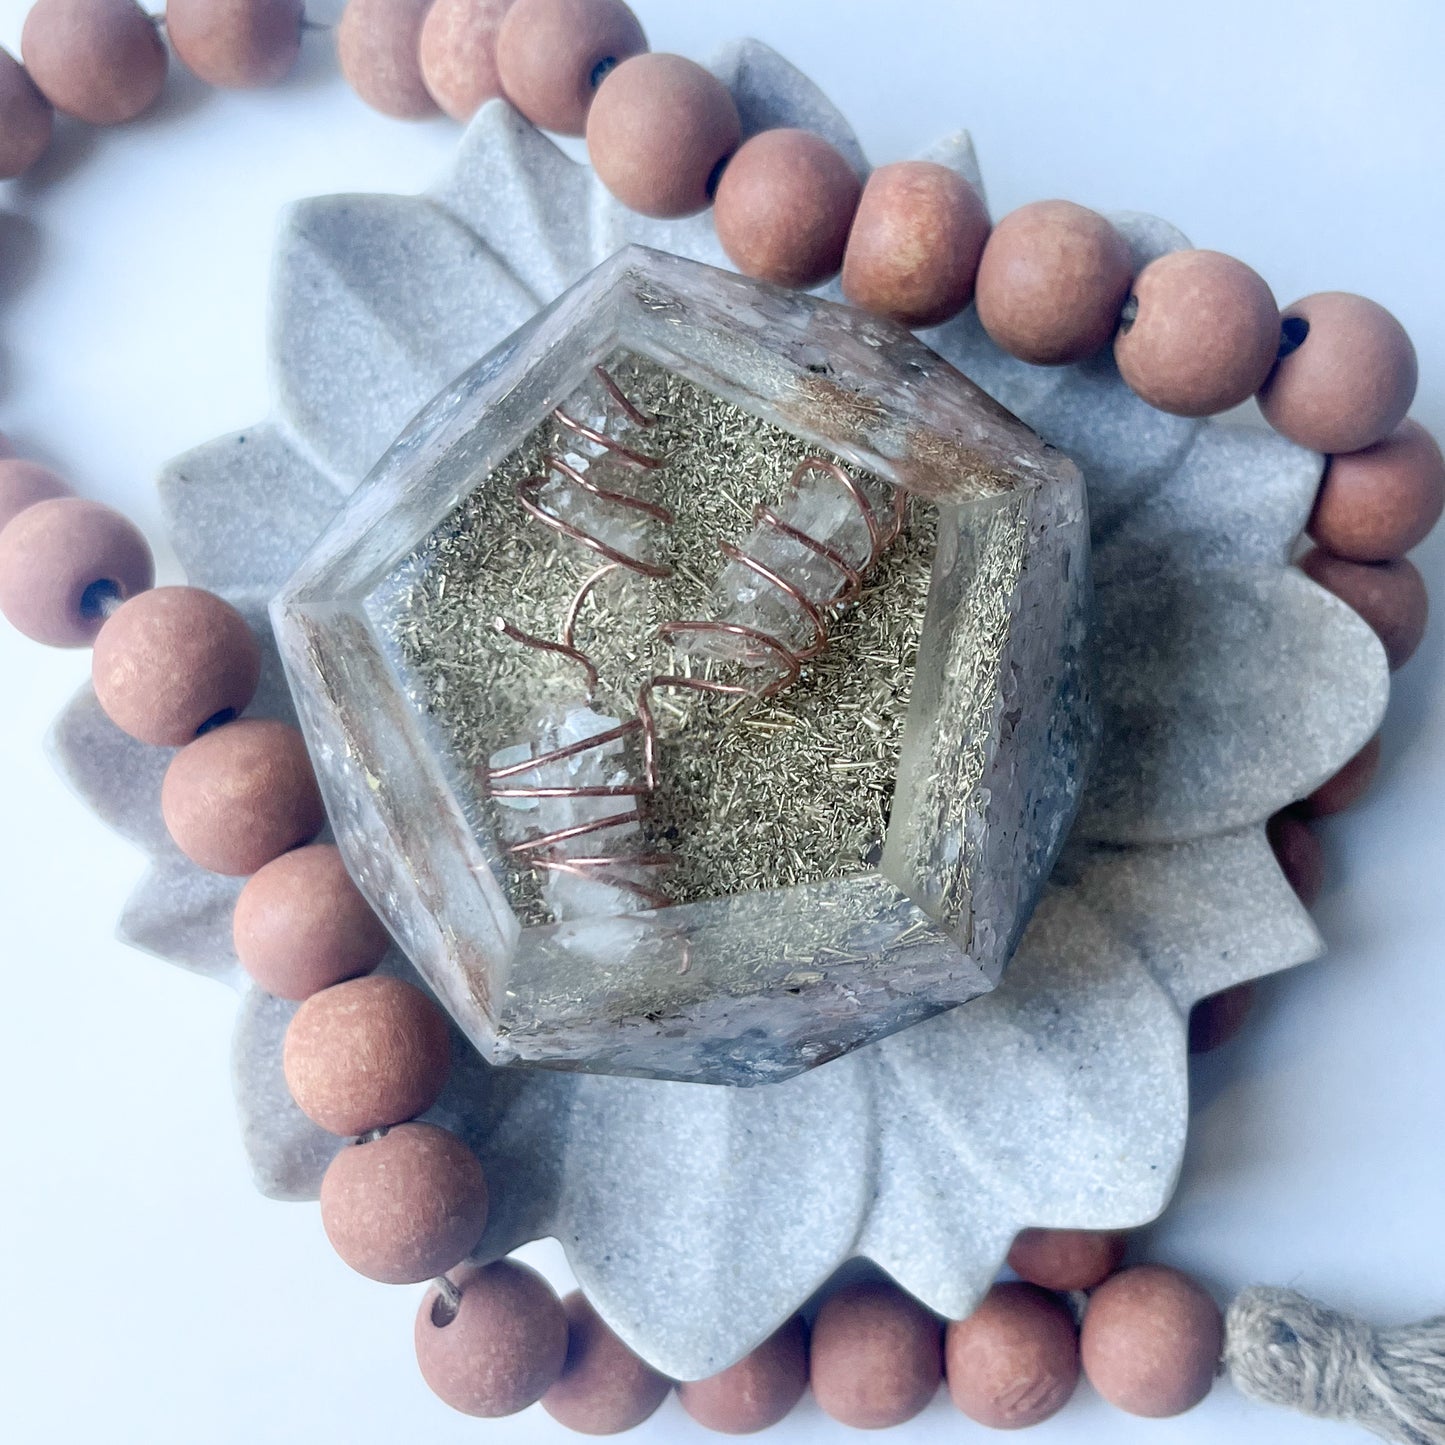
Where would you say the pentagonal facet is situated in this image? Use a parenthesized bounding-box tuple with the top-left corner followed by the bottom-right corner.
(274, 247, 1095, 1085)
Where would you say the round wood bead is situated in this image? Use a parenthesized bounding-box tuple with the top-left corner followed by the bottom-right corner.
(587, 53, 740, 219)
(542, 1290, 672, 1433)
(0, 458, 71, 534)
(418, 1261, 568, 1416)
(946, 1282, 1079, 1429)
(92, 586, 261, 746)
(21, 0, 166, 125)
(712, 128, 861, 289)
(810, 1279, 942, 1429)
(1114, 250, 1279, 417)
(841, 160, 991, 329)
(166, 0, 304, 89)
(1309, 420, 1445, 563)
(1188, 982, 1256, 1054)
(677, 1316, 809, 1434)
(1301, 549, 1428, 672)
(0, 498, 153, 647)
(233, 843, 390, 1000)
(1304, 735, 1382, 819)
(1081, 1265, 1222, 1417)
(496, 0, 645, 135)
(1007, 1228, 1127, 1292)
(1259, 292, 1418, 454)
(419, 0, 513, 120)
(337, 0, 439, 119)
(320, 1122, 488, 1284)
(283, 974, 451, 1136)
(161, 718, 324, 875)
(0, 47, 53, 178)
(1268, 811, 1324, 907)
(975, 200, 1134, 365)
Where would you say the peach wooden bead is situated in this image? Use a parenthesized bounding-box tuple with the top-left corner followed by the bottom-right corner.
(976, 200, 1134, 365)
(712, 128, 861, 290)
(810, 1279, 942, 1429)
(1305, 735, 1382, 819)
(320, 1122, 488, 1284)
(496, 0, 645, 135)
(1267, 811, 1324, 907)
(283, 974, 450, 1136)
(841, 161, 991, 329)
(1259, 292, 1418, 454)
(1188, 982, 1255, 1054)
(0, 459, 71, 534)
(0, 498, 153, 647)
(1301, 549, 1428, 672)
(337, 0, 438, 119)
(419, 0, 512, 121)
(542, 1290, 672, 1433)
(1115, 250, 1279, 417)
(1310, 420, 1445, 563)
(21, 0, 166, 125)
(946, 1282, 1080, 1429)
(92, 586, 261, 746)
(1008, 1228, 1127, 1292)
(233, 844, 390, 1000)
(1081, 1265, 1222, 1417)
(161, 717, 324, 875)
(417, 1261, 568, 1416)
(166, 0, 304, 89)
(677, 1316, 809, 1434)
(0, 47, 53, 177)
(587, 53, 740, 219)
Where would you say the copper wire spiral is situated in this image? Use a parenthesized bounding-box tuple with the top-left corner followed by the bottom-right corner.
(635, 456, 907, 789)
(486, 375, 906, 920)
(485, 369, 676, 908)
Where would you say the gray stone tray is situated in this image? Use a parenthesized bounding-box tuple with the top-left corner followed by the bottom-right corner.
(48, 41, 1387, 1382)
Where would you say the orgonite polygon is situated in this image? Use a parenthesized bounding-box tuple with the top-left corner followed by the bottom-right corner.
(273, 247, 1096, 1085)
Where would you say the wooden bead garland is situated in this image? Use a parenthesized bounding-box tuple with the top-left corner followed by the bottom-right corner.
(415, 1261, 569, 1417)
(319, 1122, 489, 1285)
(0, 0, 1436, 1435)
(542, 1290, 673, 1433)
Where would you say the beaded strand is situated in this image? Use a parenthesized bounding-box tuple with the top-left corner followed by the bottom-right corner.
(0, 0, 1439, 1433)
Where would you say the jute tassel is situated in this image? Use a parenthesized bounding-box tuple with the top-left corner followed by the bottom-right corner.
(1224, 1287, 1445, 1444)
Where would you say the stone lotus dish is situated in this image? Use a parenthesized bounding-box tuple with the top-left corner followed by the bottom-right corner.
(49, 41, 1387, 1381)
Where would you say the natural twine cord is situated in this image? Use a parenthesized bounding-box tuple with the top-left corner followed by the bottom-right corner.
(1224, 1287, 1445, 1445)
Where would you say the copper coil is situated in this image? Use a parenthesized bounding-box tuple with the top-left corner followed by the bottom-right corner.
(489, 368, 679, 912)
(521, 364, 673, 579)
(531, 854, 675, 910)
(490, 616, 600, 699)
(506, 808, 644, 855)
(655, 455, 907, 695)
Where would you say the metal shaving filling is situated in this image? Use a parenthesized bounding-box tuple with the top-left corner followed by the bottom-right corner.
(387, 353, 936, 925)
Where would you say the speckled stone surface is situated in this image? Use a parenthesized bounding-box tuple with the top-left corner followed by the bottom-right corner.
(47, 40, 1389, 1381)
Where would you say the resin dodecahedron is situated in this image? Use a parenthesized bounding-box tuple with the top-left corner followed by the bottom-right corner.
(273, 246, 1095, 1086)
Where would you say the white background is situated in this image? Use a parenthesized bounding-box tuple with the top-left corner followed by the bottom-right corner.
(0, 2, 1442, 1442)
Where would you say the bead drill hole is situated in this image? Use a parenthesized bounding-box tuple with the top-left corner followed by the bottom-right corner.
(196, 708, 237, 737)
(1277, 315, 1310, 360)
(589, 56, 618, 90)
(79, 579, 124, 620)
(430, 1277, 463, 1329)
